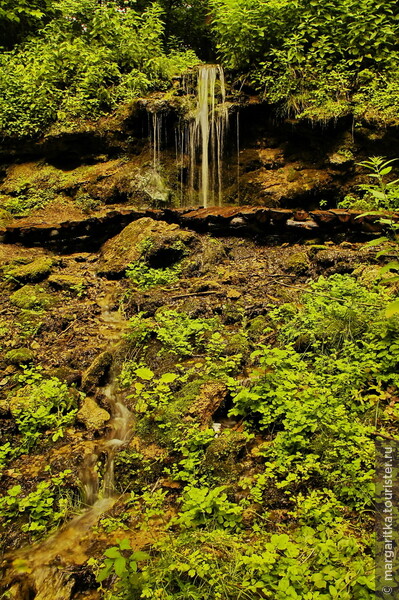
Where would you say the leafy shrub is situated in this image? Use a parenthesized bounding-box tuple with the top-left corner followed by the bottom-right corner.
(0, 469, 73, 537)
(126, 260, 181, 290)
(11, 367, 79, 450)
(0, 1, 200, 137)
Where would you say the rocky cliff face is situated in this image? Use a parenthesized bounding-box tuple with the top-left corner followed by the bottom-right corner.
(1, 99, 399, 226)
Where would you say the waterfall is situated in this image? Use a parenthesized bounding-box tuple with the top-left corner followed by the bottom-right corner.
(188, 65, 228, 206)
(148, 65, 229, 207)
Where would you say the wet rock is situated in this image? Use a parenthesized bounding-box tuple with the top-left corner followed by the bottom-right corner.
(81, 351, 113, 392)
(5, 348, 34, 365)
(77, 396, 110, 431)
(98, 217, 195, 277)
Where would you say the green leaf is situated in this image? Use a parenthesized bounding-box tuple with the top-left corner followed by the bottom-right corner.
(380, 262, 399, 274)
(114, 556, 126, 577)
(104, 547, 121, 559)
(135, 367, 154, 380)
(118, 538, 131, 550)
(131, 551, 150, 561)
(365, 236, 389, 247)
(8, 485, 22, 497)
(385, 300, 399, 318)
(97, 564, 113, 582)
(160, 372, 178, 384)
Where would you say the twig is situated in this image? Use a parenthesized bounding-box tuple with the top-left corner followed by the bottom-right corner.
(170, 291, 225, 300)
(57, 320, 76, 337)
(369, 431, 399, 442)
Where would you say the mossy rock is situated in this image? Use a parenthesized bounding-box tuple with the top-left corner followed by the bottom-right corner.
(77, 396, 110, 431)
(224, 332, 250, 356)
(4, 257, 54, 285)
(9, 284, 54, 309)
(0, 208, 12, 227)
(98, 217, 196, 278)
(308, 245, 328, 259)
(247, 315, 269, 340)
(284, 251, 310, 275)
(4, 347, 34, 365)
(202, 430, 249, 480)
(48, 274, 85, 293)
(81, 351, 113, 392)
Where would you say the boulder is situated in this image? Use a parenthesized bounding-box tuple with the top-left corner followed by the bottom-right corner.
(77, 397, 110, 431)
(81, 351, 113, 392)
(97, 217, 195, 278)
(189, 381, 227, 424)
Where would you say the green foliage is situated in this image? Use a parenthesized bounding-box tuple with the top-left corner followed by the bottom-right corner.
(125, 309, 218, 357)
(209, 0, 399, 122)
(97, 538, 149, 585)
(0, 470, 73, 537)
(229, 274, 399, 508)
(155, 309, 217, 357)
(174, 485, 243, 529)
(356, 156, 399, 210)
(11, 366, 79, 450)
(0, 1, 200, 137)
(130, 527, 374, 600)
(126, 260, 181, 290)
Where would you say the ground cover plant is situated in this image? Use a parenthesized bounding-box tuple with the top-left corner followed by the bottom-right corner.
(0, 233, 398, 598)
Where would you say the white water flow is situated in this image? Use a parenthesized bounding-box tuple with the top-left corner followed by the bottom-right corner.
(236, 111, 240, 204)
(2, 300, 132, 600)
(175, 65, 229, 207)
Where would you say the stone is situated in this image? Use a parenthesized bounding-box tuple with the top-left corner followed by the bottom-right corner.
(9, 284, 54, 309)
(4, 257, 54, 285)
(227, 288, 242, 299)
(284, 251, 310, 275)
(81, 351, 113, 392)
(98, 217, 195, 277)
(48, 274, 85, 292)
(4, 348, 34, 365)
(77, 397, 110, 431)
(189, 381, 227, 424)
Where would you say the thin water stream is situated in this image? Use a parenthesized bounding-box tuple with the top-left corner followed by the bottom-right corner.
(2, 298, 132, 600)
(151, 64, 230, 207)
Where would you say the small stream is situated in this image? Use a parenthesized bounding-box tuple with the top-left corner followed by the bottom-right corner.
(2, 295, 132, 600)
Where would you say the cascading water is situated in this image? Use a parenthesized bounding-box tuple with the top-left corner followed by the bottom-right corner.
(184, 65, 229, 207)
(2, 300, 132, 600)
(150, 65, 230, 207)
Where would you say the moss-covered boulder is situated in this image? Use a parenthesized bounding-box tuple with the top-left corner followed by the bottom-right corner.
(81, 351, 113, 392)
(48, 274, 85, 293)
(284, 251, 310, 275)
(4, 257, 54, 285)
(97, 217, 196, 278)
(9, 284, 54, 309)
(77, 396, 110, 431)
(4, 347, 34, 365)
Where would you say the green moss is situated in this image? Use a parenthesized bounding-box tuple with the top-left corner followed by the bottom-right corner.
(5, 347, 34, 365)
(247, 315, 269, 340)
(308, 245, 328, 259)
(0, 207, 12, 227)
(10, 284, 54, 309)
(4, 257, 54, 285)
(284, 251, 310, 275)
